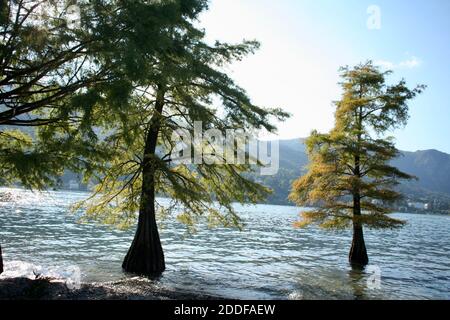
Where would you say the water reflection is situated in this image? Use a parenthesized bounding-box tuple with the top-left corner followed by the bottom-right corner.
(1, 187, 449, 299)
(348, 266, 367, 300)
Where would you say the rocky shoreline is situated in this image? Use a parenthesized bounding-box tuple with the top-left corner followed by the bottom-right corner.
(0, 277, 224, 300)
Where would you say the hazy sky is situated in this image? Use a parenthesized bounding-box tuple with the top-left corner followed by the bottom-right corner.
(199, 0, 450, 153)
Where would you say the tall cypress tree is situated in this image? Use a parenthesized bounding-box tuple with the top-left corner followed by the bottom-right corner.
(289, 61, 425, 266)
(0, 0, 216, 275)
(72, 1, 288, 276)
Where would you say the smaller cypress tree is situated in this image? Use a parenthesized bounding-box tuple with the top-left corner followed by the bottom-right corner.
(289, 61, 425, 266)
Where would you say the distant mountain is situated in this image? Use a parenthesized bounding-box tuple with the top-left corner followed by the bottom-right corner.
(392, 149, 450, 195)
(254, 138, 450, 207)
(47, 136, 450, 211)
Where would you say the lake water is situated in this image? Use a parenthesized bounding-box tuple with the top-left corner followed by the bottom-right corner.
(0, 187, 449, 300)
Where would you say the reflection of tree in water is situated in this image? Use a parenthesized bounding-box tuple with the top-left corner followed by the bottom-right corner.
(348, 265, 368, 300)
(289, 267, 373, 300)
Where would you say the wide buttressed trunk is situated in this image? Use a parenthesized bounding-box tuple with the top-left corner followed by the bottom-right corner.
(122, 85, 166, 276)
(349, 192, 369, 266)
(122, 192, 165, 275)
(0, 245, 3, 275)
(349, 223, 369, 266)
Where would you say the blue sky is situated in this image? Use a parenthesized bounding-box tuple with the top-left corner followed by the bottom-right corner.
(199, 0, 450, 153)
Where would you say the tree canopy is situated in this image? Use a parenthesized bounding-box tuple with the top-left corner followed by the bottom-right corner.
(290, 61, 425, 229)
(0, 0, 212, 189)
(26, 0, 289, 274)
(71, 0, 289, 231)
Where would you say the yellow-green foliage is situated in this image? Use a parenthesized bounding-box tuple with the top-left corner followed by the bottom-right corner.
(67, 0, 289, 231)
(0, 129, 66, 189)
(290, 61, 425, 230)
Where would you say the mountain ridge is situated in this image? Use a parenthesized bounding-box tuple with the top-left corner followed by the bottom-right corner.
(254, 138, 450, 210)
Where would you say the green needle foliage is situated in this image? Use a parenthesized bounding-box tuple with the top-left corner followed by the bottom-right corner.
(0, 0, 117, 188)
(289, 61, 425, 265)
(1, 0, 209, 188)
(1, 0, 209, 273)
(54, 0, 289, 275)
(74, 38, 288, 228)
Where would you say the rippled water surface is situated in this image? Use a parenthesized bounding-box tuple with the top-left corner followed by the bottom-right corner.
(0, 188, 449, 299)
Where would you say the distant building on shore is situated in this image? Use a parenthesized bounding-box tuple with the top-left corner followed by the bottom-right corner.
(68, 180, 80, 190)
(407, 201, 428, 210)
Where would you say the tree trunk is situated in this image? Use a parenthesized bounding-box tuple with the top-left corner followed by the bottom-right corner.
(0, 245, 3, 275)
(122, 85, 166, 276)
(349, 146, 369, 266)
(349, 194, 369, 266)
(349, 222, 369, 266)
(122, 186, 165, 275)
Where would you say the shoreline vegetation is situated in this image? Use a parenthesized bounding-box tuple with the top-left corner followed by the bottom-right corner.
(0, 188, 448, 218)
(1, 188, 448, 217)
(0, 277, 224, 300)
